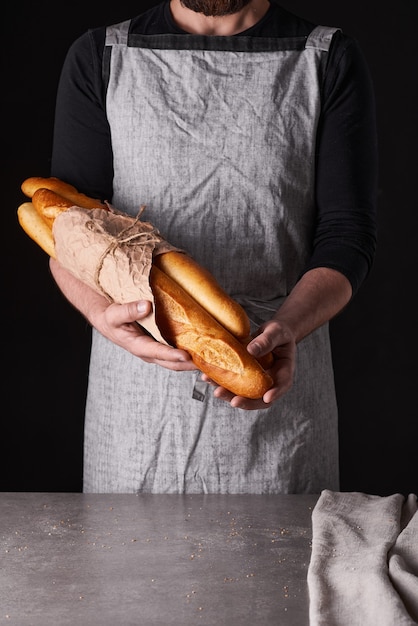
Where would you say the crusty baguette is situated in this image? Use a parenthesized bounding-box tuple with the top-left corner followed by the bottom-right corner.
(21, 176, 106, 209)
(18, 176, 273, 397)
(32, 188, 78, 229)
(153, 250, 250, 340)
(150, 265, 273, 399)
(154, 250, 274, 369)
(28, 179, 254, 345)
(17, 202, 56, 258)
(19, 180, 109, 254)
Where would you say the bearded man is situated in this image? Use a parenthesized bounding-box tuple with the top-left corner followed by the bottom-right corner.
(49, 0, 378, 493)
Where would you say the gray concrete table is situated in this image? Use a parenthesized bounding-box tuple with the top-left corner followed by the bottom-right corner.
(0, 493, 318, 625)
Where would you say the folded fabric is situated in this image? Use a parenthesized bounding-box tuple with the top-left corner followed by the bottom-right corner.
(308, 490, 418, 625)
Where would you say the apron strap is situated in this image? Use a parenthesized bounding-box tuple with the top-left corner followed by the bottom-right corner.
(305, 25, 342, 52)
(102, 20, 132, 102)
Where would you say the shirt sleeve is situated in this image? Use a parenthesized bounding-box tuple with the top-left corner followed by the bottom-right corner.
(51, 28, 113, 202)
(303, 32, 378, 295)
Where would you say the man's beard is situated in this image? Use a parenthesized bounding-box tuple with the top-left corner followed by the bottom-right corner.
(179, 0, 253, 17)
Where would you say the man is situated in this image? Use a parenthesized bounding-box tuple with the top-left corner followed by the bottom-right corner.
(49, 0, 378, 493)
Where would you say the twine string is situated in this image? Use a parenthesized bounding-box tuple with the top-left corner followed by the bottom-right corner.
(86, 207, 162, 300)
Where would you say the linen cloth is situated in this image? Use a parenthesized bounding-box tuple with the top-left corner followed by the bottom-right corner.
(308, 490, 418, 625)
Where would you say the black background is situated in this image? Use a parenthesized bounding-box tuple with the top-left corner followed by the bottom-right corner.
(3, 1, 417, 495)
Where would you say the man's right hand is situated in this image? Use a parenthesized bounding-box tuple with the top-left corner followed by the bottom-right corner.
(49, 258, 195, 371)
(94, 298, 196, 371)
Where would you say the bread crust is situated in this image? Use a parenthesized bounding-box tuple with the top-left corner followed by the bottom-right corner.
(21, 176, 106, 209)
(151, 265, 273, 399)
(32, 188, 76, 229)
(19, 176, 273, 398)
(17, 202, 56, 258)
(154, 251, 250, 340)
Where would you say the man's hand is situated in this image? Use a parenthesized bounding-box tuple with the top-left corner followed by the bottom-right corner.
(200, 267, 353, 410)
(49, 258, 196, 371)
(92, 299, 196, 371)
(201, 319, 296, 410)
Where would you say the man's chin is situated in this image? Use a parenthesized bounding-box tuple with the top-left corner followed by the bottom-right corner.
(179, 0, 252, 18)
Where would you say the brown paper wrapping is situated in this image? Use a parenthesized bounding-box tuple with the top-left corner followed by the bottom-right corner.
(53, 206, 181, 343)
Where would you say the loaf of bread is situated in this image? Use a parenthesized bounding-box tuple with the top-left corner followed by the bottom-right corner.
(17, 201, 56, 258)
(18, 176, 273, 398)
(153, 250, 250, 340)
(151, 265, 273, 398)
(31, 188, 83, 229)
(18, 177, 107, 256)
(21, 176, 106, 210)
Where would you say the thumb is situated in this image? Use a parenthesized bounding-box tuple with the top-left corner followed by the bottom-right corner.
(246, 333, 271, 357)
(117, 299, 152, 323)
(135, 300, 152, 318)
(246, 321, 280, 356)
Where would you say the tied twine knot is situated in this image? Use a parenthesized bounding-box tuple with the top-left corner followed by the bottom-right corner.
(86, 206, 163, 301)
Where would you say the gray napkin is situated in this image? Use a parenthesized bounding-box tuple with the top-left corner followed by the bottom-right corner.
(308, 490, 418, 625)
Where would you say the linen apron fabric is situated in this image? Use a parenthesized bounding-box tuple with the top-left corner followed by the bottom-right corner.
(83, 22, 341, 494)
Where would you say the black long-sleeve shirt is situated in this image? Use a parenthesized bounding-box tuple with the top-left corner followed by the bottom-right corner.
(51, 0, 378, 295)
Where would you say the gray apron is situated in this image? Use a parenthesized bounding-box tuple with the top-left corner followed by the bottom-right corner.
(83, 22, 340, 494)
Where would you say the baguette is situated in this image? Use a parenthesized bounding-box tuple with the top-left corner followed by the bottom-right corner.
(151, 265, 273, 398)
(21, 176, 106, 210)
(153, 250, 250, 340)
(18, 176, 274, 398)
(31, 188, 80, 229)
(17, 201, 56, 258)
(154, 250, 274, 371)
